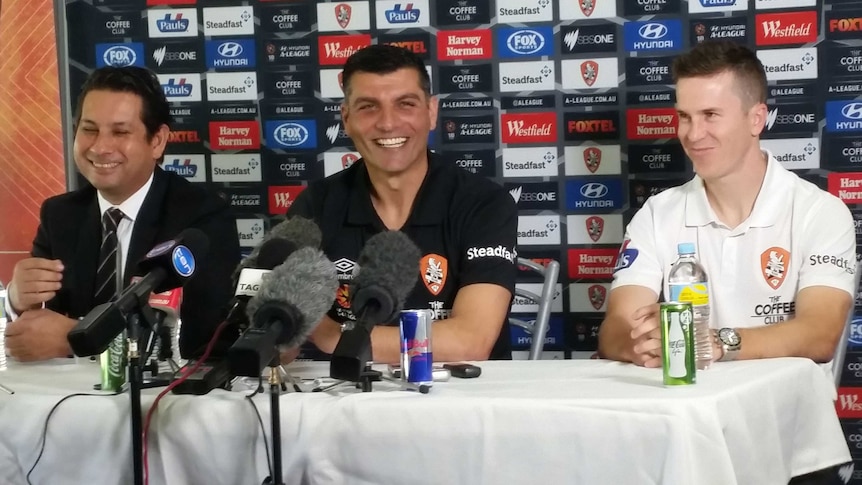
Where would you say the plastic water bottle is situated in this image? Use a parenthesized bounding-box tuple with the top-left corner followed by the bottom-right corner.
(668, 243, 712, 370)
(0, 281, 7, 370)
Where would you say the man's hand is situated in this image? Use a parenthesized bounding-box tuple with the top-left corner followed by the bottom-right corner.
(8, 258, 64, 313)
(5, 309, 76, 361)
(629, 303, 662, 368)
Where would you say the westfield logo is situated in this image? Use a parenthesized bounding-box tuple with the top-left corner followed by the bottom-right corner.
(318, 34, 371, 65)
(756, 11, 817, 45)
(506, 120, 552, 137)
(501, 113, 557, 143)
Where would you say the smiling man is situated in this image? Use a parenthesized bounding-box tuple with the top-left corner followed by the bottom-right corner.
(287, 45, 517, 363)
(4, 67, 239, 361)
(598, 41, 855, 372)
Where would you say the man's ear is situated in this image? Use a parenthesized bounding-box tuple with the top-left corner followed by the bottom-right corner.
(150, 124, 170, 161)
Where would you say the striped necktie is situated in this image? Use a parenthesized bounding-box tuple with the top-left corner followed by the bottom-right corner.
(93, 207, 124, 305)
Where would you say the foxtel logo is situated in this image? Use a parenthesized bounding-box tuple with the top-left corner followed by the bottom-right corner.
(501, 112, 557, 143)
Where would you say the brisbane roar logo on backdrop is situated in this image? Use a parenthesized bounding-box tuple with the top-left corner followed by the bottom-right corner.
(335, 3, 352, 28)
(586, 216, 604, 242)
(421, 254, 448, 296)
(761, 246, 790, 289)
(581, 0, 596, 17)
(581, 60, 598, 87)
(584, 147, 602, 173)
(588, 284, 606, 310)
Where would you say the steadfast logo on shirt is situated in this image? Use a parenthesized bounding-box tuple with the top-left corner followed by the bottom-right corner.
(439, 64, 493, 94)
(625, 56, 673, 86)
(209, 121, 259, 150)
(829, 173, 862, 204)
(264, 153, 317, 181)
(761, 246, 790, 289)
(466, 245, 516, 263)
(498, 61, 555, 93)
(440, 115, 495, 144)
(756, 47, 817, 81)
(162, 155, 205, 183)
(318, 34, 372, 66)
(823, 46, 862, 79)
(218, 187, 264, 212)
(564, 112, 619, 141)
(497, 27, 553, 59)
(559, 0, 617, 20)
(236, 219, 265, 248)
(101, 12, 143, 38)
(211, 154, 261, 182)
(569, 283, 610, 312)
(205, 39, 255, 70)
(566, 178, 623, 210)
(630, 179, 685, 208)
(824, 137, 862, 169)
(317, 2, 371, 32)
(517, 215, 561, 245)
(567, 214, 623, 245)
(501, 95, 556, 110)
(836, 388, 862, 418)
(501, 112, 557, 144)
(764, 104, 818, 134)
(260, 4, 313, 32)
(148, 42, 200, 70)
(809, 254, 854, 274)
(262, 39, 314, 66)
(689, 0, 747, 14)
(690, 17, 748, 44)
(564, 145, 622, 176)
(323, 150, 361, 176)
(755, 0, 815, 10)
(755, 10, 817, 46)
(202, 6, 254, 36)
(497, 0, 552, 22)
(380, 32, 432, 60)
(268, 185, 305, 214)
(441, 150, 496, 177)
(321, 121, 352, 147)
(506, 182, 558, 211)
(623, 20, 683, 53)
(437, 30, 492, 61)
(567, 248, 617, 280)
(623, 0, 680, 15)
(435, 0, 490, 26)
(627, 144, 686, 173)
(148, 9, 198, 38)
(420, 254, 448, 296)
(502, 147, 558, 177)
(768, 83, 814, 100)
(157, 74, 202, 102)
(827, 101, 862, 133)
(207, 72, 258, 102)
(826, 10, 862, 41)
(511, 284, 563, 313)
(560, 58, 618, 90)
(266, 120, 317, 149)
(627, 108, 678, 140)
(96, 43, 144, 67)
(376, 1, 430, 28)
(559, 24, 618, 54)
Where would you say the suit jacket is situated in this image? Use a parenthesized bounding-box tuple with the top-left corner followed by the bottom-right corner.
(33, 167, 241, 358)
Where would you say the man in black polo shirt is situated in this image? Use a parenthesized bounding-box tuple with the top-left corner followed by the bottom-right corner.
(287, 45, 517, 363)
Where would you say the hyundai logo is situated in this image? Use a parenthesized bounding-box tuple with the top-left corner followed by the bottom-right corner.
(217, 42, 243, 58)
(580, 183, 609, 199)
(841, 103, 862, 120)
(103, 45, 136, 67)
(638, 23, 668, 40)
(274, 122, 309, 147)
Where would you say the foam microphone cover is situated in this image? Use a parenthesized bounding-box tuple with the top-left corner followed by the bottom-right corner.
(349, 231, 421, 325)
(237, 216, 322, 275)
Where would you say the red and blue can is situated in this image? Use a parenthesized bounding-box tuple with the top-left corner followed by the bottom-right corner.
(400, 309, 433, 385)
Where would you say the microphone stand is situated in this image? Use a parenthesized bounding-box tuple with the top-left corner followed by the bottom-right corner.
(262, 357, 287, 485)
(124, 303, 156, 485)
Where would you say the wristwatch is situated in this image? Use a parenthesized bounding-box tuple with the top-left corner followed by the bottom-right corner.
(717, 328, 742, 361)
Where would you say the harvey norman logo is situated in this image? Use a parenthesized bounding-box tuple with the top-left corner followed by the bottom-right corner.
(202, 6, 254, 36)
(501, 112, 557, 144)
(567, 214, 623, 245)
(498, 61, 555, 93)
(561, 58, 618, 90)
(208, 121, 260, 150)
(517, 215, 561, 245)
(689, 0, 747, 14)
(157, 74, 202, 102)
(211, 154, 261, 182)
(502, 147, 558, 177)
(568, 248, 618, 280)
(761, 138, 819, 170)
(564, 145, 622, 176)
(437, 30, 492, 61)
(148, 9, 198, 38)
(317, 1, 371, 32)
(163, 155, 205, 183)
(376, 1, 429, 28)
(828, 173, 862, 204)
(755, 11, 817, 45)
(626, 108, 678, 140)
(757, 47, 817, 81)
(207, 72, 258, 101)
(236, 219, 265, 248)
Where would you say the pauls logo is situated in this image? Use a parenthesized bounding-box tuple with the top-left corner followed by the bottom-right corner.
(318, 34, 371, 65)
(157, 74, 202, 102)
(421, 254, 448, 296)
(614, 239, 639, 272)
(760, 246, 790, 289)
(586, 216, 604, 242)
(209, 121, 260, 150)
(627, 108, 678, 140)
(163, 155, 205, 183)
(559, 24, 617, 54)
(437, 30, 492, 61)
(589, 284, 607, 310)
(756, 11, 817, 46)
(268, 185, 305, 214)
(501, 112, 557, 144)
(151, 11, 195, 37)
(378, 1, 429, 28)
(498, 27, 553, 58)
(689, 0, 745, 14)
(826, 12, 862, 41)
(828, 173, 862, 204)
(567, 248, 618, 279)
(584, 147, 601, 173)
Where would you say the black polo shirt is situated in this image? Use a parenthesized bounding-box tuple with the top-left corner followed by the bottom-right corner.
(288, 151, 517, 359)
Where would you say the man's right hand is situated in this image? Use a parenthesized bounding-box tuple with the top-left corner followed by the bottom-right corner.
(8, 258, 64, 313)
(629, 303, 662, 368)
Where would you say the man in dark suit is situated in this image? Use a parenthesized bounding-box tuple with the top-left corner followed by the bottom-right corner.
(4, 67, 240, 361)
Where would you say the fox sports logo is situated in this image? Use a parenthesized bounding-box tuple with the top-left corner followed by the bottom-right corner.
(507, 30, 544, 55)
(103, 45, 137, 66)
(274, 122, 309, 147)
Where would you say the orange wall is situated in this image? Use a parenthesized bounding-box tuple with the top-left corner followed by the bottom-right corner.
(0, 0, 65, 283)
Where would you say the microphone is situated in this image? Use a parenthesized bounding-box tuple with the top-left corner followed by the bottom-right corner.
(67, 228, 209, 357)
(225, 238, 296, 332)
(146, 288, 182, 361)
(331, 231, 421, 381)
(228, 247, 338, 377)
(233, 216, 323, 279)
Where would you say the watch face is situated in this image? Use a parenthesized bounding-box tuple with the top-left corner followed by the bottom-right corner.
(719, 328, 740, 346)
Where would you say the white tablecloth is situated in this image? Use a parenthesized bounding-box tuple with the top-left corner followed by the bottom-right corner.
(0, 357, 849, 485)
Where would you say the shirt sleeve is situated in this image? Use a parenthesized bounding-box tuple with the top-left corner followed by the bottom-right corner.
(457, 187, 517, 294)
(797, 195, 857, 297)
(611, 202, 665, 296)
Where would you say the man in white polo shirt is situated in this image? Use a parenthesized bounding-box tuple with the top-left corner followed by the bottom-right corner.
(598, 41, 856, 370)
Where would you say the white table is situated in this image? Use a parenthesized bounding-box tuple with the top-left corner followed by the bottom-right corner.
(0, 357, 849, 485)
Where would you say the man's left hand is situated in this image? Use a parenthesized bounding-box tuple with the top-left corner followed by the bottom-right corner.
(5, 309, 76, 361)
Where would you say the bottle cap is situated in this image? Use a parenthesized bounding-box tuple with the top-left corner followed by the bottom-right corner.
(677, 242, 696, 255)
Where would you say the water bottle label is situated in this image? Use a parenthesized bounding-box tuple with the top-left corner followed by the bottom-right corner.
(669, 283, 709, 306)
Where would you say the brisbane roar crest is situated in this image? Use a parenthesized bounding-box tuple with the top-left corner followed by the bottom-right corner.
(760, 247, 790, 289)
(586, 216, 604, 242)
(335, 3, 352, 29)
(588, 284, 606, 310)
(341, 153, 358, 169)
(580, 0, 596, 17)
(420, 254, 448, 296)
(580, 60, 599, 87)
(583, 146, 602, 173)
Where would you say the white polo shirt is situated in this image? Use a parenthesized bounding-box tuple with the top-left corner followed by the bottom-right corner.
(612, 150, 856, 330)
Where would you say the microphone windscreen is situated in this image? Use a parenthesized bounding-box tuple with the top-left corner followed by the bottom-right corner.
(237, 216, 322, 274)
(257, 238, 296, 269)
(350, 231, 421, 318)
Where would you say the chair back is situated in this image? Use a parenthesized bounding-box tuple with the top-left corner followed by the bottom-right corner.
(508, 258, 560, 360)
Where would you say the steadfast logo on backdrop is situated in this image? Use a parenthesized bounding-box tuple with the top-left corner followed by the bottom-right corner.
(755, 11, 817, 46)
(502, 147, 558, 177)
(317, 2, 371, 31)
(498, 61, 555, 93)
(318, 34, 371, 66)
(211, 154, 261, 183)
(202, 6, 254, 36)
(756, 47, 817, 81)
(497, 27, 553, 58)
(566, 178, 624, 210)
(564, 112, 619, 141)
(760, 138, 819, 170)
(435, 0, 491, 26)
(497, 0, 552, 22)
(265, 120, 317, 149)
(236, 219, 265, 248)
(689, 0, 747, 14)
(376, 1, 430, 28)
(96, 43, 144, 67)
(321, 121, 352, 147)
(262, 39, 314, 66)
(827, 101, 862, 133)
(162, 155, 205, 183)
(569, 283, 611, 312)
(158, 74, 201, 102)
(440, 64, 493, 93)
(501, 112, 557, 144)
(437, 30, 492, 61)
(260, 4, 312, 32)
(627, 144, 685, 173)
(441, 115, 495, 144)
(505, 182, 558, 211)
(568, 248, 618, 280)
(511, 284, 563, 313)
(564, 145, 622, 176)
(623, 0, 681, 15)
(268, 186, 305, 214)
(690, 17, 748, 44)
(560, 58, 618, 89)
(323, 151, 361, 176)
(630, 179, 685, 208)
(206, 39, 255, 70)
(824, 137, 862, 169)
(148, 42, 200, 70)
(763, 104, 817, 133)
(559, 24, 617, 54)
(567, 214, 624, 245)
(148, 9, 197, 38)
(380, 32, 432, 60)
(755, 0, 815, 10)
(517, 215, 561, 245)
(440, 150, 496, 177)
(559, 0, 617, 19)
(208, 121, 259, 150)
(829, 173, 862, 204)
(265, 71, 314, 99)
(826, 10, 862, 41)
(625, 56, 673, 86)
(624, 20, 682, 53)
(627, 108, 678, 140)
(207, 72, 258, 101)
(101, 13, 142, 38)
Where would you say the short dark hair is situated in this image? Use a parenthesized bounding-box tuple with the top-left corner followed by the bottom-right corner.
(341, 44, 431, 98)
(74, 66, 172, 139)
(672, 40, 767, 107)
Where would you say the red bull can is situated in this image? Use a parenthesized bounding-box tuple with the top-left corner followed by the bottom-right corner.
(400, 309, 433, 385)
